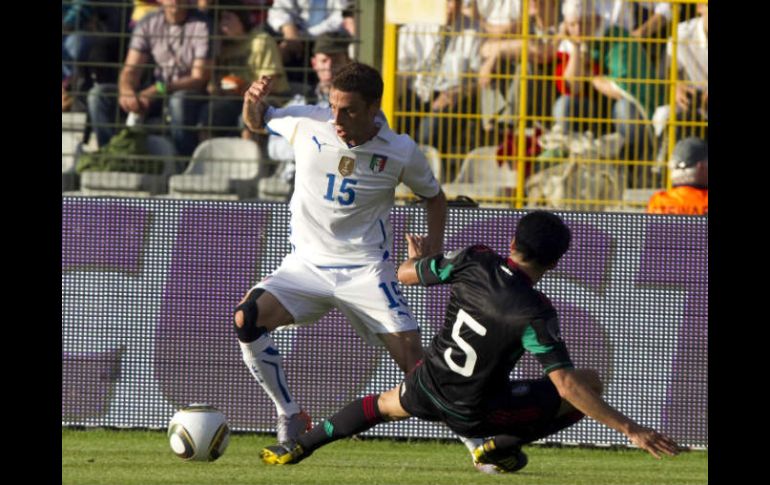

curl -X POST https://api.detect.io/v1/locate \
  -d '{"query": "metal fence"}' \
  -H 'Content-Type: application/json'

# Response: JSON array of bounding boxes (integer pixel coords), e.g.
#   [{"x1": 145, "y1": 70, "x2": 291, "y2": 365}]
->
[
  {"x1": 382, "y1": 0, "x2": 708, "y2": 211},
  {"x1": 62, "y1": 1, "x2": 708, "y2": 212},
  {"x1": 62, "y1": 0, "x2": 360, "y2": 200}
]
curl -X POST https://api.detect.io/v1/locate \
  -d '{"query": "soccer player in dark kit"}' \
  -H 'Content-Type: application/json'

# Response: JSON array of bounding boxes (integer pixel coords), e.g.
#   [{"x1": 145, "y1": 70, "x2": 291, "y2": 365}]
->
[{"x1": 260, "y1": 210, "x2": 680, "y2": 473}]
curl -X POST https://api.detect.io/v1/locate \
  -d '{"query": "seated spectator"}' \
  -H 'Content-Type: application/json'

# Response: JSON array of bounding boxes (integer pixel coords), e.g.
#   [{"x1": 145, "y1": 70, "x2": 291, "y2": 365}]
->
[
  {"x1": 647, "y1": 137, "x2": 707, "y2": 215},
  {"x1": 87, "y1": 0, "x2": 212, "y2": 157},
  {"x1": 594, "y1": 1, "x2": 672, "y2": 37},
  {"x1": 551, "y1": 0, "x2": 662, "y2": 166},
  {"x1": 477, "y1": 0, "x2": 561, "y2": 130},
  {"x1": 594, "y1": 1, "x2": 672, "y2": 78},
  {"x1": 198, "y1": 0, "x2": 290, "y2": 140},
  {"x1": 62, "y1": 0, "x2": 128, "y2": 113},
  {"x1": 463, "y1": 0, "x2": 522, "y2": 36},
  {"x1": 397, "y1": 0, "x2": 481, "y2": 162},
  {"x1": 653, "y1": 3, "x2": 707, "y2": 144},
  {"x1": 266, "y1": 0, "x2": 354, "y2": 81}
]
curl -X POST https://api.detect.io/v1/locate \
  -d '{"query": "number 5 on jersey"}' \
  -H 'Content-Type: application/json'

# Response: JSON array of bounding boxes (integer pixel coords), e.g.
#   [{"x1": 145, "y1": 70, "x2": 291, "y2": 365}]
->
[
  {"x1": 324, "y1": 174, "x2": 358, "y2": 205},
  {"x1": 444, "y1": 309, "x2": 487, "y2": 377}
]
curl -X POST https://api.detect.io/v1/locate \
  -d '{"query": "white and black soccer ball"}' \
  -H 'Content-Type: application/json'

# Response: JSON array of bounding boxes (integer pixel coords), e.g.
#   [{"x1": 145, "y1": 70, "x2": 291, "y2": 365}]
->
[{"x1": 167, "y1": 404, "x2": 230, "y2": 461}]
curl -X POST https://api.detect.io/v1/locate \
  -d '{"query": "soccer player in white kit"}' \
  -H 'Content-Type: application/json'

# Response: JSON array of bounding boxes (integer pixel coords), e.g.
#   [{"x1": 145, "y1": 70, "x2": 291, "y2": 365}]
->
[{"x1": 237, "y1": 61, "x2": 490, "y2": 454}]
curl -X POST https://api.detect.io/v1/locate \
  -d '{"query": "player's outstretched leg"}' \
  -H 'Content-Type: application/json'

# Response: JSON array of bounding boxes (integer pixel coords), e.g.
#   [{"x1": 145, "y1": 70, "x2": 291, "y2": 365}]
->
[
  {"x1": 261, "y1": 394, "x2": 386, "y2": 465},
  {"x1": 234, "y1": 289, "x2": 311, "y2": 443}
]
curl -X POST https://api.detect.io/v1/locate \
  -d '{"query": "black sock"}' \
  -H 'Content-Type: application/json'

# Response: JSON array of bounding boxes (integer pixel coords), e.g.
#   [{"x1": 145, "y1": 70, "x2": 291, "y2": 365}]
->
[
  {"x1": 487, "y1": 434, "x2": 524, "y2": 452},
  {"x1": 298, "y1": 394, "x2": 384, "y2": 452}
]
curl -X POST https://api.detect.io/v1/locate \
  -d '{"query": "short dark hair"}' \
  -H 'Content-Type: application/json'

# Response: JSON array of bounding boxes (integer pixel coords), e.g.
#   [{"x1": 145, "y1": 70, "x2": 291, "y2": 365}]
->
[
  {"x1": 514, "y1": 211, "x2": 571, "y2": 267},
  {"x1": 331, "y1": 62, "x2": 383, "y2": 105}
]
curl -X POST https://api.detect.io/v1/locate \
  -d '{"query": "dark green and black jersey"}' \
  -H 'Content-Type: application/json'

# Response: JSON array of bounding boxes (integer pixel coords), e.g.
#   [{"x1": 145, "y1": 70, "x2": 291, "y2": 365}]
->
[{"x1": 412, "y1": 245, "x2": 573, "y2": 419}]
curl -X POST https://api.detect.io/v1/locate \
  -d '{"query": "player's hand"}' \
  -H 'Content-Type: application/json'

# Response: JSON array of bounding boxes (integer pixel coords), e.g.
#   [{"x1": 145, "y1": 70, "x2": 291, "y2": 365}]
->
[
  {"x1": 405, "y1": 234, "x2": 428, "y2": 260},
  {"x1": 627, "y1": 426, "x2": 680, "y2": 459},
  {"x1": 244, "y1": 75, "x2": 273, "y2": 105},
  {"x1": 242, "y1": 76, "x2": 272, "y2": 131}
]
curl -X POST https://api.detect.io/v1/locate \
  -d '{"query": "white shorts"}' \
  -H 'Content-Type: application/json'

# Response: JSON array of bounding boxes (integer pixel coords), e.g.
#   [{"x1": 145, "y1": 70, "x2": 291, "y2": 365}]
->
[{"x1": 254, "y1": 253, "x2": 419, "y2": 346}]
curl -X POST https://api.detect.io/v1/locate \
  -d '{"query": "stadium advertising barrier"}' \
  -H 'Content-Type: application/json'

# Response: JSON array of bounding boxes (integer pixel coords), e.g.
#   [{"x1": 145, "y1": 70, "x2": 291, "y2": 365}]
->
[{"x1": 62, "y1": 198, "x2": 707, "y2": 449}]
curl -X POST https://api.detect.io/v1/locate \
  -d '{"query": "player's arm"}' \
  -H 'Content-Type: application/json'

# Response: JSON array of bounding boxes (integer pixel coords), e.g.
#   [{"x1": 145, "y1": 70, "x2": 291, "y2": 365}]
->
[
  {"x1": 547, "y1": 368, "x2": 680, "y2": 458},
  {"x1": 423, "y1": 189, "x2": 447, "y2": 255},
  {"x1": 242, "y1": 75, "x2": 273, "y2": 132},
  {"x1": 397, "y1": 234, "x2": 431, "y2": 286}
]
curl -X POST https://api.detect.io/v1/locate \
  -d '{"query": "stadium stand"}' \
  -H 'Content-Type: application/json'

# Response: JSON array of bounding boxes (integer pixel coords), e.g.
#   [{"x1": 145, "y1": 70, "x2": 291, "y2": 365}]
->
[
  {"x1": 60, "y1": 0, "x2": 708, "y2": 212},
  {"x1": 167, "y1": 136, "x2": 263, "y2": 200}
]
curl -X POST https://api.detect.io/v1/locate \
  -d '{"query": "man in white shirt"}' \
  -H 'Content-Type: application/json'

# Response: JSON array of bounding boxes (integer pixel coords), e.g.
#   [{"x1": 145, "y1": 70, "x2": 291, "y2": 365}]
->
[
  {"x1": 397, "y1": 0, "x2": 482, "y2": 160},
  {"x1": 268, "y1": 0, "x2": 354, "y2": 72},
  {"x1": 236, "y1": 61, "x2": 451, "y2": 450},
  {"x1": 668, "y1": 3, "x2": 708, "y2": 141}
]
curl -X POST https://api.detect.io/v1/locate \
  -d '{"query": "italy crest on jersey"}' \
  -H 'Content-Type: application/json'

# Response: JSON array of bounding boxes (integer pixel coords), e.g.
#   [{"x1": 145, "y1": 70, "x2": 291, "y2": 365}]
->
[
  {"x1": 339, "y1": 156, "x2": 356, "y2": 176},
  {"x1": 370, "y1": 154, "x2": 388, "y2": 173}
]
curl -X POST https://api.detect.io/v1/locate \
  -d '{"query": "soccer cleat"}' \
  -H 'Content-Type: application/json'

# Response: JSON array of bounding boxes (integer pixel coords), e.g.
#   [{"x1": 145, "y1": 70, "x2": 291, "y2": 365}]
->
[
  {"x1": 260, "y1": 441, "x2": 310, "y2": 465},
  {"x1": 472, "y1": 439, "x2": 529, "y2": 473},
  {"x1": 276, "y1": 410, "x2": 312, "y2": 443},
  {"x1": 473, "y1": 460, "x2": 503, "y2": 474}
]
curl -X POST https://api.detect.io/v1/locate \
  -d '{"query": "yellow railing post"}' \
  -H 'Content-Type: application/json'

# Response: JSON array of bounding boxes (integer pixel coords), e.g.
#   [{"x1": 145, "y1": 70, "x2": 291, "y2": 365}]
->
[
  {"x1": 381, "y1": 21, "x2": 398, "y2": 127},
  {"x1": 665, "y1": 2, "x2": 682, "y2": 191},
  {"x1": 514, "y1": 0, "x2": 531, "y2": 208}
]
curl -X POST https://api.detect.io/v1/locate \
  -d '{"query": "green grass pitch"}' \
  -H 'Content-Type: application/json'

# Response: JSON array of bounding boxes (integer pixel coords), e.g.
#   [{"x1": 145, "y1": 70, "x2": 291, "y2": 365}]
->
[{"x1": 62, "y1": 428, "x2": 707, "y2": 485}]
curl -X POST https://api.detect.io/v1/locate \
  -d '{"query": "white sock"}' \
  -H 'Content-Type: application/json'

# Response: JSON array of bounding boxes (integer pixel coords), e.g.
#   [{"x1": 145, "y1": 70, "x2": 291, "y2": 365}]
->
[
  {"x1": 458, "y1": 435, "x2": 485, "y2": 454},
  {"x1": 239, "y1": 334, "x2": 300, "y2": 417}
]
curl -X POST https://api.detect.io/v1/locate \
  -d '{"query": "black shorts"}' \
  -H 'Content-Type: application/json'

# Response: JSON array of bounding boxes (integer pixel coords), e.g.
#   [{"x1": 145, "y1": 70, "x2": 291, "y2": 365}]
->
[{"x1": 399, "y1": 365, "x2": 564, "y2": 438}]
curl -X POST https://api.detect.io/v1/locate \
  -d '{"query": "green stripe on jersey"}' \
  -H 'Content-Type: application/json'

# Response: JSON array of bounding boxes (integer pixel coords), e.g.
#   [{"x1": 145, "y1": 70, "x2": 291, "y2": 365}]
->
[
  {"x1": 522, "y1": 325, "x2": 554, "y2": 354},
  {"x1": 430, "y1": 260, "x2": 453, "y2": 282},
  {"x1": 323, "y1": 420, "x2": 334, "y2": 438}
]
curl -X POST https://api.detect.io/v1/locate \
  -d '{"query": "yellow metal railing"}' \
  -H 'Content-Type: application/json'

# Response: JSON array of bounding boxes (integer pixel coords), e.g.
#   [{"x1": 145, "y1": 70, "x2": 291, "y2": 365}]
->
[{"x1": 384, "y1": 0, "x2": 708, "y2": 212}]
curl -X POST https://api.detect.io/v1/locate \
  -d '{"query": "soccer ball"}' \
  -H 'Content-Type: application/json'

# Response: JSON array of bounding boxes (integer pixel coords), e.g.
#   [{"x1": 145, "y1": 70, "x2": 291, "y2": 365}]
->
[{"x1": 167, "y1": 404, "x2": 230, "y2": 461}]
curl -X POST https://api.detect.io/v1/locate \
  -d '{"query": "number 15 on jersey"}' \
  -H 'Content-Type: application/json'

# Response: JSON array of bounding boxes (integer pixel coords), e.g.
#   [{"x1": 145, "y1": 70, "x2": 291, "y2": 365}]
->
[{"x1": 324, "y1": 173, "x2": 358, "y2": 206}]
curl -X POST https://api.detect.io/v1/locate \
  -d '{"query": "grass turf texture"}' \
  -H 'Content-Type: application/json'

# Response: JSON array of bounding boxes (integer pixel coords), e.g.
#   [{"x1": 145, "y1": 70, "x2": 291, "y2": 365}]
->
[{"x1": 63, "y1": 428, "x2": 707, "y2": 485}]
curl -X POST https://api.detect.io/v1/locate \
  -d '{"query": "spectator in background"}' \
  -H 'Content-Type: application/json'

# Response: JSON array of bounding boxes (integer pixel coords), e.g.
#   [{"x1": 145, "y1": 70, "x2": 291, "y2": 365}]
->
[
  {"x1": 397, "y1": 0, "x2": 482, "y2": 162},
  {"x1": 62, "y1": 1, "x2": 128, "y2": 113},
  {"x1": 267, "y1": 0, "x2": 354, "y2": 80},
  {"x1": 654, "y1": 2, "x2": 707, "y2": 143},
  {"x1": 463, "y1": 0, "x2": 522, "y2": 36},
  {"x1": 594, "y1": 1, "x2": 672, "y2": 38},
  {"x1": 595, "y1": 1, "x2": 672, "y2": 79},
  {"x1": 87, "y1": 0, "x2": 212, "y2": 157},
  {"x1": 551, "y1": 0, "x2": 662, "y2": 165},
  {"x1": 241, "y1": 0, "x2": 273, "y2": 31},
  {"x1": 477, "y1": 0, "x2": 561, "y2": 130},
  {"x1": 647, "y1": 137, "x2": 707, "y2": 215},
  {"x1": 198, "y1": 0, "x2": 290, "y2": 140}
]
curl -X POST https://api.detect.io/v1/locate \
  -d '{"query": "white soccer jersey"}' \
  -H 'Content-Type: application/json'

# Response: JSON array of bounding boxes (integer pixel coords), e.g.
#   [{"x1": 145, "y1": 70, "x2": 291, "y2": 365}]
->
[{"x1": 265, "y1": 105, "x2": 440, "y2": 267}]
